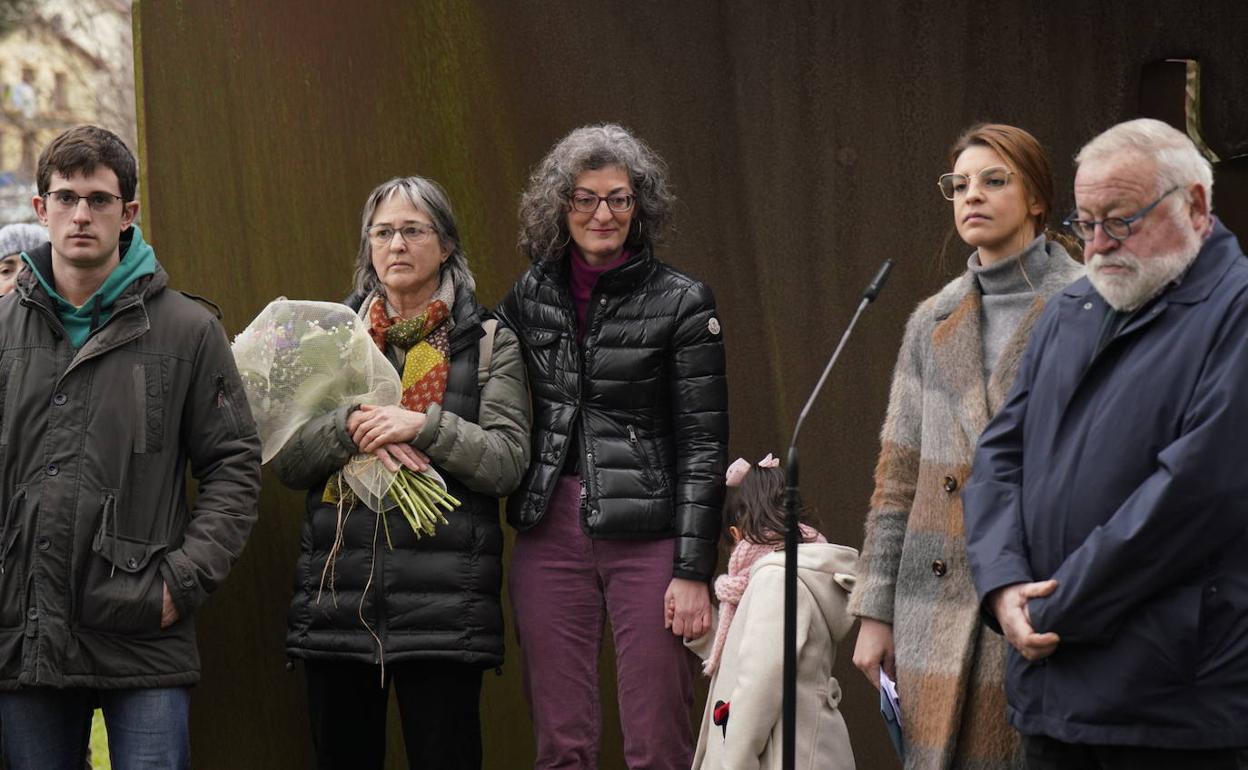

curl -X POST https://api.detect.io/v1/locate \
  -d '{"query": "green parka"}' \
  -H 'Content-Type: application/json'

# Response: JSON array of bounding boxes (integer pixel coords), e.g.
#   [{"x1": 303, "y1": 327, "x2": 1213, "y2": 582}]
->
[{"x1": 0, "y1": 228, "x2": 262, "y2": 689}]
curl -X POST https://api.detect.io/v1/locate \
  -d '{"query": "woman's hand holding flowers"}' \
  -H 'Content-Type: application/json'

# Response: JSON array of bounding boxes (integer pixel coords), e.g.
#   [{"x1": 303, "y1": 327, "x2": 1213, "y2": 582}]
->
[
  {"x1": 370, "y1": 442, "x2": 431, "y2": 474},
  {"x1": 350, "y1": 404, "x2": 427, "y2": 453},
  {"x1": 348, "y1": 404, "x2": 431, "y2": 473}
]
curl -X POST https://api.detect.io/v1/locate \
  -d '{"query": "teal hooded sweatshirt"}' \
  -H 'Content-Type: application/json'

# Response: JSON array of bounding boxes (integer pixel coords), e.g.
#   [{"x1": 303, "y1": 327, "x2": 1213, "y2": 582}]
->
[{"x1": 21, "y1": 225, "x2": 156, "y2": 349}]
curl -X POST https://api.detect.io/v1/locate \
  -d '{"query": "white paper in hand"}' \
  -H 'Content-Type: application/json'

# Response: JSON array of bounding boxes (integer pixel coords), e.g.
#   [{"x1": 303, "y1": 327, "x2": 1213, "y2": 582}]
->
[{"x1": 879, "y1": 668, "x2": 904, "y2": 759}]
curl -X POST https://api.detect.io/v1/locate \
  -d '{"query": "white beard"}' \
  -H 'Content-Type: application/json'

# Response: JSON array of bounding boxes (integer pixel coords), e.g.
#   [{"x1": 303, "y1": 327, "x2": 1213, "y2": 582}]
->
[{"x1": 1087, "y1": 217, "x2": 1203, "y2": 312}]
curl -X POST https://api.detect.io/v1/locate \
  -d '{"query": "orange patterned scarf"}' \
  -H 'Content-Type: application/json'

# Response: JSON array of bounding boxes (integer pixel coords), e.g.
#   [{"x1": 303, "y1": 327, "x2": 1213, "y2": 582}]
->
[{"x1": 367, "y1": 293, "x2": 451, "y2": 412}]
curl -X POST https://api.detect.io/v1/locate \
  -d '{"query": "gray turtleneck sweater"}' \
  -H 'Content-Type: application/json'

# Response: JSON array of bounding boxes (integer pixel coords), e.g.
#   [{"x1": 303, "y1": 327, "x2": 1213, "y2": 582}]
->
[{"x1": 968, "y1": 235, "x2": 1066, "y2": 378}]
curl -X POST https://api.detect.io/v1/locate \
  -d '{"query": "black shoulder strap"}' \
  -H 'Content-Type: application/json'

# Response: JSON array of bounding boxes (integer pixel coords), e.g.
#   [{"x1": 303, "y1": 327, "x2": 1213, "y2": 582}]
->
[{"x1": 477, "y1": 318, "x2": 498, "y2": 387}]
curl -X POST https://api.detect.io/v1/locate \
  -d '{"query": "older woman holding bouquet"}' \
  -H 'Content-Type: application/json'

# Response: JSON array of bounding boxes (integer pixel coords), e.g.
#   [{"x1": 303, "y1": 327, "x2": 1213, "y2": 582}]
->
[
  {"x1": 497, "y1": 124, "x2": 728, "y2": 770},
  {"x1": 272, "y1": 176, "x2": 531, "y2": 770}
]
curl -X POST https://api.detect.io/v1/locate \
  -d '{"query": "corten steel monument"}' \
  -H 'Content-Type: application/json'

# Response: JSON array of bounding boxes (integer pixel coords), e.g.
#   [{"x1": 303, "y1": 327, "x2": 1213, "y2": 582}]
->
[{"x1": 134, "y1": 2, "x2": 1247, "y2": 767}]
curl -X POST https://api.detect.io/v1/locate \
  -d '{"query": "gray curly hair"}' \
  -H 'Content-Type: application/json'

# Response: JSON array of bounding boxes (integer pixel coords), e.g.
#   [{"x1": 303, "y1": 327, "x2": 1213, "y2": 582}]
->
[
  {"x1": 518, "y1": 123, "x2": 675, "y2": 263},
  {"x1": 352, "y1": 176, "x2": 475, "y2": 297}
]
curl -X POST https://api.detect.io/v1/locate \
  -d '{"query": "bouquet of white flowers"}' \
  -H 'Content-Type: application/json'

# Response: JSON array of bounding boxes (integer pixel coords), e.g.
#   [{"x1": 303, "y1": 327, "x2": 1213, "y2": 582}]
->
[{"x1": 231, "y1": 300, "x2": 459, "y2": 538}]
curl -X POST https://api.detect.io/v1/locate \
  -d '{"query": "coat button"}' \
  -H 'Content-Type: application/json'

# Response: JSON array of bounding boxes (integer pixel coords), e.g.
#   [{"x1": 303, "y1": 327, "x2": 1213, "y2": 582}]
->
[
  {"x1": 943, "y1": 475, "x2": 958, "y2": 493},
  {"x1": 52, "y1": 392, "x2": 68, "y2": 406},
  {"x1": 26, "y1": 608, "x2": 37, "y2": 620},
  {"x1": 182, "y1": 575, "x2": 195, "y2": 587},
  {"x1": 45, "y1": 463, "x2": 59, "y2": 476},
  {"x1": 36, "y1": 537, "x2": 49, "y2": 551},
  {"x1": 932, "y1": 559, "x2": 948, "y2": 577},
  {"x1": 599, "y1": 297, "x2": 607, "y2": 306},
  {"x1": 126, "y1": 557, "x2": 139, "y2": 569}
]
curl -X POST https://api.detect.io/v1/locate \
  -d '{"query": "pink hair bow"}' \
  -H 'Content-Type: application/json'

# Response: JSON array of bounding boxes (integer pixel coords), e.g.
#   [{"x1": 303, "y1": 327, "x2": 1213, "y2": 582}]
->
[
  {"x1": 725, "y1": 453, "x2": 781, "y2": 487},
  {"x1": 725, "y1": 458, "x2": 751, "y2": 487}
]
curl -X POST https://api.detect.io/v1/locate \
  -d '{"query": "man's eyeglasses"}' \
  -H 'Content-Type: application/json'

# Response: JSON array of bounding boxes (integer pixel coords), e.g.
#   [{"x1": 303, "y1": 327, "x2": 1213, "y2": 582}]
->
[
  {"x1": 569, "y1": 190, "x2": 635, "y2": 214},
  {"x1": 1063, "y1": 187, "x2": 1180, "y2": 243},
  {"x1": 367, "y1": 223, "x2": 438, "y2": 246},
  {"x1": 938, "y1": 167, "x2": 1015, "y2": 201},
  {"x1": 44, "y1": 190, "x2": 124, "y2": 212}
]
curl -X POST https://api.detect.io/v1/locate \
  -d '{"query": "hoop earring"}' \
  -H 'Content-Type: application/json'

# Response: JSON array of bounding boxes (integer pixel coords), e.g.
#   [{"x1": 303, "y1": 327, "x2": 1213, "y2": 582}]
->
[{"x1": 630, "y1": 219, "x2": 645, "y2": 246}]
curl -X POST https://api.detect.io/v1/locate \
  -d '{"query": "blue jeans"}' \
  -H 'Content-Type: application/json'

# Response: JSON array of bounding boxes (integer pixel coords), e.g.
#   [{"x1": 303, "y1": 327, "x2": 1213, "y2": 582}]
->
[{"x1": 0, "y1": 687, "x2": 190, "y2": 770}]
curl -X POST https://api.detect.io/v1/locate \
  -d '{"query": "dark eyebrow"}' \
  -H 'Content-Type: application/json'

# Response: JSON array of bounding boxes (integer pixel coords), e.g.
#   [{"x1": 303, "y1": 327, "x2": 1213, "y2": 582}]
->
[
  {"x1": 573, "y1": 186, "x2": 632, "y2": 195},
  {"x1": 50, "y1": 188, "x2": 121, "y2": 197}
]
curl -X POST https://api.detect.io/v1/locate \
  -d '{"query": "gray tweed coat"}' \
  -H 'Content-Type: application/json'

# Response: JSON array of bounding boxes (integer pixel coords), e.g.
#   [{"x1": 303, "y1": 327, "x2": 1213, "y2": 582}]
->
[{"x1": 848, "y1": 241, "x2": 1083, "y2": 770}]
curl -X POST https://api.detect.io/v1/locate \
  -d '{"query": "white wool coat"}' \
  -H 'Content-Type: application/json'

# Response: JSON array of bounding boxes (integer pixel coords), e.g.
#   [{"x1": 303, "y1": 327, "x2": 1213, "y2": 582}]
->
[{"x1": 690, "y1": 543, "x2": 859, "y2": 770}]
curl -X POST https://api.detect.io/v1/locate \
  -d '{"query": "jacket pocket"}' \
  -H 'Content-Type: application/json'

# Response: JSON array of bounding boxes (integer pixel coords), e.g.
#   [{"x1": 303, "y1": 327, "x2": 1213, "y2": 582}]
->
[
  {"x1": 0, "y1": 484, "x2": 30, "y2": 628},
  {"x1": 214, "y1": 372, "x2": 255, "y2": 440},
  {"x1": 77, "y1": 490, "x2": 167, "y2": 636},
  {"x1": 521, "y1": 328, "x2": 560, "y2": 348},
  {"x1": 626, "y1": 424, "x2": 667, "y2": 492},
  {"x1": 132, "y1": 363, "x2": 164, "y2": 454},
  {"x1": 519, "y1": 328, "x2": 562, "y2": 382},
  {"x1": 0, "y1": 356, "x2": 24, "y2": 449}
]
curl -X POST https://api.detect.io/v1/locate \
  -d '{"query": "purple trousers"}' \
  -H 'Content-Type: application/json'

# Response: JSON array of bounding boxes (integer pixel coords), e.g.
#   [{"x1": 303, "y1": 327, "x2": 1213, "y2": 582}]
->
[{"x1": 510, "y1": 475, "x2": 695, "y2": 770}]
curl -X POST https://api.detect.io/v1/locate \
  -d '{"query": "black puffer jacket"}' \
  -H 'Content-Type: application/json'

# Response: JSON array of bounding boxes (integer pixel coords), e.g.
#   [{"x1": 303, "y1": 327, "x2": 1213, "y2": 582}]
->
[
  {"x1": 276, "y1": 285, "x2": 530, "y2": 668},
  {"x1": 497, "y1": 248, "x2": 728, "y2": 581}
]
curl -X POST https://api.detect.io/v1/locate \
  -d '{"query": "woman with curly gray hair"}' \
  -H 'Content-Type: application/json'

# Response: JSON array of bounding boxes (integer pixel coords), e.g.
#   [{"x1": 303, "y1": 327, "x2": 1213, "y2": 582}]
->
[{"x1": 498, "y1": 124, "x2": 729, "y2": 769}]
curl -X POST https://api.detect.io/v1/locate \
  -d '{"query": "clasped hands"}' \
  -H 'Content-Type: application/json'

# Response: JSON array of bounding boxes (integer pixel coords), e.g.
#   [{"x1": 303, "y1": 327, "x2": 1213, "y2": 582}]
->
[
  {"x1": 346, "y1": 403, "x2": 431, "y2": 473},
  {"x1": 987, "y1": 579, "x2": 1061, "y2": 661}
]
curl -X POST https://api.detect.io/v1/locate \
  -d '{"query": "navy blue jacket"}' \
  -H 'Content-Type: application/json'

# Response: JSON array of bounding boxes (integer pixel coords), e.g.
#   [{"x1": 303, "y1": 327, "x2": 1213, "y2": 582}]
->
[{"x1": 963, "y1": 220, "x2": 1248, "y2": 749}]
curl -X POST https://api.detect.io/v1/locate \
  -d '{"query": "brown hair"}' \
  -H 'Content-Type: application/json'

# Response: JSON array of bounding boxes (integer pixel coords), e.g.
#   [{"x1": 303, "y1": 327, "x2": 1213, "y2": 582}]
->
[
  {"x1": 37, "y1": 125, "x2": 138, "y2": 203},
  {"x1": 724, "y1": 465, "x2": 803, "y2": 546},
  {"x1": 947, "y1": 123, "x2": 1081, "y2": 260},
  {"x1": 948, "y1": 123, "x2": 1054, "y2": 239}
]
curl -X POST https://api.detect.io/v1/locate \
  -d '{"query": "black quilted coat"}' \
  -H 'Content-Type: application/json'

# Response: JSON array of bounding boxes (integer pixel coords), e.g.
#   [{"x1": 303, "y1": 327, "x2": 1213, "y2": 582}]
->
[
  {"x1": 497, "y1": 248, "x2": 728, "y2": 581},
  {"x1": 276, "y1": 285, "x2": 531, "y2": 668}
]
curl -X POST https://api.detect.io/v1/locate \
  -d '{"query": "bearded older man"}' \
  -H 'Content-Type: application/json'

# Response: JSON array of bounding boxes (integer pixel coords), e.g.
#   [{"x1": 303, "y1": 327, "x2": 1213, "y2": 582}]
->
[{"x1": 962, "y1": 117, "x2": 1248, "y2": 770}]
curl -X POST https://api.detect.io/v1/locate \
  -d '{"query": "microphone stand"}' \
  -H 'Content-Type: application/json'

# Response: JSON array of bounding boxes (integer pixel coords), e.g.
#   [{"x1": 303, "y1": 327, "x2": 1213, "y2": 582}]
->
[{"x1": 782, "y1": 260, "x2": 893, "y2": 770}]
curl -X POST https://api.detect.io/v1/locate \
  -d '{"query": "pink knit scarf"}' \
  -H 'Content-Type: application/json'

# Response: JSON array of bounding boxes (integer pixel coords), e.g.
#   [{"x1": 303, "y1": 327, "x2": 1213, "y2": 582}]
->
[{"x1": 704, "y1": 523, "x2": 826, "y2": 675}]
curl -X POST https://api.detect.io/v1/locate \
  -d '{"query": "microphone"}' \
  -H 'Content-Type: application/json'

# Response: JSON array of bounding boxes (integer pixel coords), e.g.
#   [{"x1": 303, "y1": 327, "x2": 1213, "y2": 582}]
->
[
  {"x1": 789, "y1": 259, "x2": 894, "y2": 448},
  {"x1": 782, "y1": 260, "x2": 895, "y2": 770},
  {"x1": 863, "y1": 259, "x2": 894, "y2": 303}
]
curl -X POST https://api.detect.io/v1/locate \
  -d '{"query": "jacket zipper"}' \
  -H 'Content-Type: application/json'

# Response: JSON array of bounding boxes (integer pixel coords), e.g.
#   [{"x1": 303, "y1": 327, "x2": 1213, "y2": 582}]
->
[
  {"x1": 374, "y1": 511, "x2": 388, "y2": 667},
  {"x1": 627, "y1": 424, "x2": 660, "y2": 488},
  {"x1": 577, "y1": 288, "x2": 606, "y2": 513},
  {"x1": 215, "y1": 374, "x2": 240, "y2": 436}
]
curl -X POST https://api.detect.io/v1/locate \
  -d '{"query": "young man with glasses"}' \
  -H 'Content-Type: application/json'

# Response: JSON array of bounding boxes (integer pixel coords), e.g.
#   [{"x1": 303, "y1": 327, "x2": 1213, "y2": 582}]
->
[
  {"x1": 0, "y1": 125, "x2": 262, "y2": 769},
  {"x1": 963, "y1": 117, "x2": 1248, "y2": 770}
]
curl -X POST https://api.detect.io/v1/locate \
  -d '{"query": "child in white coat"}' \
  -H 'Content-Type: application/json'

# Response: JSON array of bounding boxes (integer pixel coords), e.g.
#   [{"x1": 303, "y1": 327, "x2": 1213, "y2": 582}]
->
[{"x1": 687, "y1": 454, "x2": 858, "y2": 770}]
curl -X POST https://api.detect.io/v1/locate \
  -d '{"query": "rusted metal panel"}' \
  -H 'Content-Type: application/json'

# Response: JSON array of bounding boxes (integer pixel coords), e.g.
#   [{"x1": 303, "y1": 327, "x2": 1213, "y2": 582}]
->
[{"x1": 134, "y1": 2, "x2": 1247, "y2": 767}]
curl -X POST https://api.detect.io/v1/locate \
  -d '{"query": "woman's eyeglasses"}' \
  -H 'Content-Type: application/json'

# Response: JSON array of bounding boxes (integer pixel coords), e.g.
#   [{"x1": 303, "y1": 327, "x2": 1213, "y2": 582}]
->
[
  {"x1": 569, "y1": 191, "x2": 635, "y2": 214},
  {"x1": 367, "y1": 223, "x2": 437, "y2": 246},
  {"x1": 937, "y1": 167, "x2": 1015, "y2": 201}
]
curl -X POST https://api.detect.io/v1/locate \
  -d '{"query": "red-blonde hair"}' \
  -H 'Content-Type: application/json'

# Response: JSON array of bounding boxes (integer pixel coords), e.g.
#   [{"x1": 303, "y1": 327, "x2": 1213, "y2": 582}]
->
[{"x1": 949, "y1": 123, "x2": 1054, "y2": 239}]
